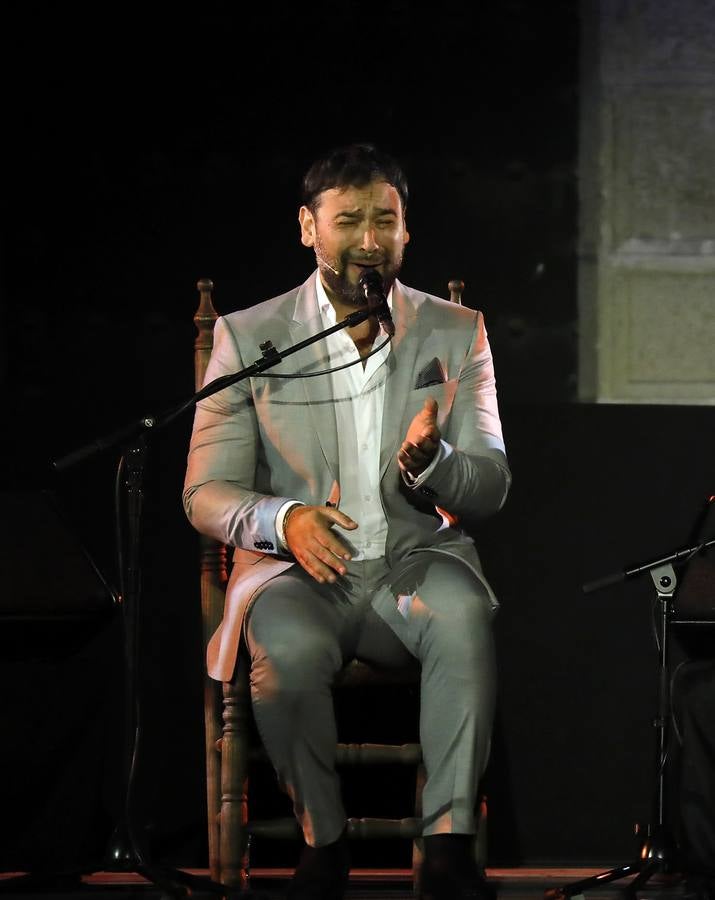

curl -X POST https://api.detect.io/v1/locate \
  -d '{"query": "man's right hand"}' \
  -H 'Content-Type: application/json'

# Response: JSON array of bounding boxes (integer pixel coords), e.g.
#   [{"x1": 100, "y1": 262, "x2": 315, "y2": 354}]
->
[{"x1": 284, "y1": 505, "x2": 358, "y2": 584}]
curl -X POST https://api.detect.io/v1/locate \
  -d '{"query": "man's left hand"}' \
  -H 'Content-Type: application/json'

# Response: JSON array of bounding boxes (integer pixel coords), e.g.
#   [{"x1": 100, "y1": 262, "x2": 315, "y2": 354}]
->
[{"x1": 398, "y1": 396, "x2": 441, "y2": 478}]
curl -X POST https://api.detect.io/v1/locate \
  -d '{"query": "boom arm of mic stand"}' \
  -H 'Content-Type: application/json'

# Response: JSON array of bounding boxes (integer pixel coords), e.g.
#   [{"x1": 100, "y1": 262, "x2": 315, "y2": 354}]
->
[
  {"x1": 583, "y1": 536, "x2": 715, "y2": 594},
  {"x1": 52, "y1": 305, "x2": 374, "y2": 471}
]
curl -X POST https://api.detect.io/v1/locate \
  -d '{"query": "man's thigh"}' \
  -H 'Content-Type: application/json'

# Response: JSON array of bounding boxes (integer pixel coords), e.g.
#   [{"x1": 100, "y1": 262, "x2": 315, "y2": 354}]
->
[
  {"x1": 370, "y1": 551, "x2": 495, "y2": 661},
  {"x1": 244, "y1": 567, "x2": 350, "y2": 671},
  {"x1": 245, "y1": 559, "x2": 422, "y2": 676}
]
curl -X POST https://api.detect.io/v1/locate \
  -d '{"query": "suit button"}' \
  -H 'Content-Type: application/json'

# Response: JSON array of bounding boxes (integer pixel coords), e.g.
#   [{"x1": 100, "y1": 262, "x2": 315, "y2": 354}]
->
[{"x1": 420, "y1": 486, "x2": 437, "y2": 498}]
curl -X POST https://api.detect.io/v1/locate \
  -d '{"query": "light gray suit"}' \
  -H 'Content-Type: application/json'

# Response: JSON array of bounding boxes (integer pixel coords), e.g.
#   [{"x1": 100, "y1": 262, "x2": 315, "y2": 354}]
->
[{"x1": 183, "y1": 271, "x2": 511, "y2": 845}]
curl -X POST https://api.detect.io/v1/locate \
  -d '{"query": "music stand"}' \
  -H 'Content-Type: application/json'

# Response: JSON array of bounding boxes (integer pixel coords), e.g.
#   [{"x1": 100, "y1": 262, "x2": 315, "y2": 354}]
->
[{"x1": 546, "y1": 495, "x2": 715, "y2": 900}]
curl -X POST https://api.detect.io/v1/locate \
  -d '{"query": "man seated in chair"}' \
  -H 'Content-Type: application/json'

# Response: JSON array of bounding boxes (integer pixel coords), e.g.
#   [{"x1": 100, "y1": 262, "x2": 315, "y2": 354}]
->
[{"x1": 183, "y1": 143, "x2": 511, "y2": 900}]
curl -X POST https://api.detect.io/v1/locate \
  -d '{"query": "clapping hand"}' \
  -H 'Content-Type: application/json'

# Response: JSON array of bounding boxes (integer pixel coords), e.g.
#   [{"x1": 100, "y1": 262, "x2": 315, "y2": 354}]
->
[{"x1": 397, "y1": 396, "x2": 441, "y2": 478}]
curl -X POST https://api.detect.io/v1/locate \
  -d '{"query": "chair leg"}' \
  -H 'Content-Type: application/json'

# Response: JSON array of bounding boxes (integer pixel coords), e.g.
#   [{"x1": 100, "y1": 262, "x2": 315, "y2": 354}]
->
[
  {"x1": 220, "y1": 656, "x2": 252, "y2": 889},
  {"x1": 204, "y1": 676, "x2": 223, "y2": 882},
  {"x1": 412, "y1": 762, "x2": 426, "y2": 895},
  {"x1": 474, "y1": 795, "x2": 488, "y2": 869}
]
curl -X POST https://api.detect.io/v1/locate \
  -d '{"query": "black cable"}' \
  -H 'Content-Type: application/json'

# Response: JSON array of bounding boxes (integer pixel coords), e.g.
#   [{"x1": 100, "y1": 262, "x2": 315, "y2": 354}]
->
[
  {"x1": 113, "y1": 452, "x2": 150, "y2": 869},
  {"x1": 162, "y1": 335, "x2": 393, "y2": 431},
  {"x1": 256, "y1": 334, "x2": 392, "y2": 379},
  {"x1": 115, "y1": 455, "x2": 126, "y2": 604}
]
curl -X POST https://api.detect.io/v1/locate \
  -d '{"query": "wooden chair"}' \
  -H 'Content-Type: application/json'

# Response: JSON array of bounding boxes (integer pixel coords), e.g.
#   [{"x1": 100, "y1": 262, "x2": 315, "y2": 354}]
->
[{"x1": 192, "y1": 277, "x2": 482, "y2": 891}]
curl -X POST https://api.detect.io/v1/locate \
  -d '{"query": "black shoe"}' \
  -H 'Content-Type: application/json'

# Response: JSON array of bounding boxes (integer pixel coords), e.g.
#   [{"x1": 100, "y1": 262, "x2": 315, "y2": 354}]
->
[
  {"x1": 419, "y1": 834, "x2": 496, "y2": 900},
  {"x1": 287, "y1": 828, "x2": 350, "y2": 900}
]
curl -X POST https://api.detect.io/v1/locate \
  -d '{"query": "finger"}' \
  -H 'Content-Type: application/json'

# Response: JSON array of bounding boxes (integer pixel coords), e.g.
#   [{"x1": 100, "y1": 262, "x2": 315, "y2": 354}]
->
[
  {"x1": 406, "y1": 439, "x2": 436, "y2": 458},
  {"x1": 293, "y1": 549, "x2": 329, "y2": 583},
  {"x1": 312, "y1": 542, "x2": 349, "y2": 575},
  {"x1": 316, "y1": 531, "x2": 353, "y2": 561},
  {"x1": 401, "y1": 450, "x2": 427, "y2": 468},
  {"x1": 398, "y1": 444, "x2": 413, "y2": 459},
  {"x1": 420, "y1": 424, "x2": 441, "y2": 440},
  {"x1": 297, "y1": 550, "x2": 340, "y2": 584},
  {"x1": 308, "y1": 539, "x2": 347, "y2": 580},
  {"x1": 422, "y1": 396, "x2": 439, "y2": 419},
  {"x1": 400, "y1": 442, "x2": 428, "y2": 462},
  {"x1": 310, "y1": 541, "x2": 348, "y2": 575},
  {"x1": 413, "y1": 431, "x2": 439, "y2": 446},
  {"x1": 322, "y1": 508, "x2": 359, "y2": 530},
  {"x1": 398, "y1": 447, "x2": 422, "y2": 473}
]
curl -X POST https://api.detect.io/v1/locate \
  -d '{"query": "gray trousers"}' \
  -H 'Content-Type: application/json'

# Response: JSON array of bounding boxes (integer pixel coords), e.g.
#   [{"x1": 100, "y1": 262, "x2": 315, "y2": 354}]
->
[{"x1": 244, "y1": 551, "x2": 496, "y2": 847}]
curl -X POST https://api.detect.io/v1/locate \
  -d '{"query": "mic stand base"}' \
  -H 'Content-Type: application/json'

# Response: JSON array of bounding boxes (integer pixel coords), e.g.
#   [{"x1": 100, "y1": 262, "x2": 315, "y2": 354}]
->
[
  {"x1": 545, "y1": 827, "x2": 680, "y2": 900},
  {"x1": 0, "y1": 824, "x2": 263, "y2": 897},
  {"x1": 0, "y1": 856, "x2": 267, "y2": 899}
]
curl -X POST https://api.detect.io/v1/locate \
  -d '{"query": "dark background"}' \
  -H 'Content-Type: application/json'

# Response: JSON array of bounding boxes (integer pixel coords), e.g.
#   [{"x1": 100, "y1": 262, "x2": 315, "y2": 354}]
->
[{"x1": 2, "y1": 0, "x2": 713, "y2": 875}]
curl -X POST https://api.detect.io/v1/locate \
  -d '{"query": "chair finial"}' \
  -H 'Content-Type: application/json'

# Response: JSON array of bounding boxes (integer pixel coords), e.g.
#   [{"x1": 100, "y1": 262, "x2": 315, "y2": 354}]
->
[{"x1": 448, "y1": 279, "x2": 464, "y2": 305}]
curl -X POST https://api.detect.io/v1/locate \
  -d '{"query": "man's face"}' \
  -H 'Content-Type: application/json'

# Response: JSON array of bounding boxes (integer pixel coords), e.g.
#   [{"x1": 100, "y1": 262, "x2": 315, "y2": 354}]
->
[{"x1": 298, "y1": 180, "x2": 410, "y2": 305}]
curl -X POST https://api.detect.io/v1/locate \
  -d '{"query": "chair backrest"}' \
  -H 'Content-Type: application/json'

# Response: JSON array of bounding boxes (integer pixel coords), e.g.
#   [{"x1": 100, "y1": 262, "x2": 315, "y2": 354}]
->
[
  {"x1": 192, "y1": 278, "x2": 226, "y2": 879},
  {"x1": 448, "y1": 279, "x2": 464, "y2": 304},
  {"x1": 193, "y1": 278, "x2": 227, "y2": 649}
]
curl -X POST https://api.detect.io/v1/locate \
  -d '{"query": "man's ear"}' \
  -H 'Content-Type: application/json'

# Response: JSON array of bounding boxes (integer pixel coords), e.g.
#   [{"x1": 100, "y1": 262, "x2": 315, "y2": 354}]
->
[{"x1": 299, "y1": 206, "x2": 315, "y2": 247}]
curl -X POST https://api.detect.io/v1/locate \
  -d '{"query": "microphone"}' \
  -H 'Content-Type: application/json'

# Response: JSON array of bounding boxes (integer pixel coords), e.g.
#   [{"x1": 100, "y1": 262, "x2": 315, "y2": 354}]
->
[
  {"x1": 359, "y1": 269, "x2": 395, "y2": 336},
  {"x1": 315, "y1": 251, "x2": 341, "y2": 276}
]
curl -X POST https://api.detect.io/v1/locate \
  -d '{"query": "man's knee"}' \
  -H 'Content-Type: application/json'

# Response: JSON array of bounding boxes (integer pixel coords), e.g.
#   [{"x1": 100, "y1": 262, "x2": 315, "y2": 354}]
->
[
  {"x1": 423, "y1": 611, "x2": 494, "y2": 680},
  {"x1": 414, "y1": 556, "x2": 492, "y2": 626},
  {"x1": 253, "y1": 628, "x2": 341, "y2": 690},
  {"x1": 404, "y1": 558, "x2": 495, "y2": 682}
]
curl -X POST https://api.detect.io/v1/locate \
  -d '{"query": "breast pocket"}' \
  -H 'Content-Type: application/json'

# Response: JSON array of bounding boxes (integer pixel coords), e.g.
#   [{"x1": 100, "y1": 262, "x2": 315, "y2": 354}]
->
[{"x1": 404, "y1": 379, "x2": 458, "y2": 430}]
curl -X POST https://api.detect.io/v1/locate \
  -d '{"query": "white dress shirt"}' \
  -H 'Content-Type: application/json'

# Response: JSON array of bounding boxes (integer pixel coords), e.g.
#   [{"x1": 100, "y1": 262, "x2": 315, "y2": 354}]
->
[
  {"x1": 275, "y1": 273, "x2": 447, "y2": 558},
  {"x1": 314, "y1": 274, "x2": 391, "y2": 560}
]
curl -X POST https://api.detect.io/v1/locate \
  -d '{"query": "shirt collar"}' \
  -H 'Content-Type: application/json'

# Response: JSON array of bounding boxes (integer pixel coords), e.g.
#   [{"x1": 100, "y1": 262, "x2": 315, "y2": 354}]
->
[{"x1": 315, "y1": 270, "x2": 394, "y2": 327}]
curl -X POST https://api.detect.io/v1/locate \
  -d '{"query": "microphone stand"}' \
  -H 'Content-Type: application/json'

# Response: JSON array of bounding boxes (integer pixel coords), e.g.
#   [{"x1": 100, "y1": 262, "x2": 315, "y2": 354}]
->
[
  {"x1": 3, "y1": 304, "x2": 379, "y2": 898},
  {"x1": 546, "y1": 536, "x2": 715, "y2": 900}
]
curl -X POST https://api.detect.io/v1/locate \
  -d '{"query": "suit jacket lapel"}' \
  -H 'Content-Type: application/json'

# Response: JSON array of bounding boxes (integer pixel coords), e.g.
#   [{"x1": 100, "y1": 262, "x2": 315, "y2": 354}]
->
[
  {"x1": 380, "y1": 280, "x2": 420, "y2": 480},
  {"x1": 285, "y1": 274, "x2": 421, "y2": 489},
  {"x1": 287, "y1": 272, "x2": 340, "y2": 483}
]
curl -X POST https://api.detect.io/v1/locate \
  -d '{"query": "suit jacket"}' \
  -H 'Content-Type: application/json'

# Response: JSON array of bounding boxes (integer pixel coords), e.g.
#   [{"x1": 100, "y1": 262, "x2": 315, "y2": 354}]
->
[{"x1": 183, "y1": 272, "x2": 511, "y2": 681}]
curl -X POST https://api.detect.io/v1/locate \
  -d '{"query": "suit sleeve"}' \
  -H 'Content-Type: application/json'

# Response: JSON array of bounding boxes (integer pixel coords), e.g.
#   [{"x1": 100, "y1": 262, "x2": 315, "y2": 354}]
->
[
  {"x1": 407, "y1": 311, "x2": 511, "y2": 520},
  {"x1": 182, "y1": 316, "x2": 292, "y2": 553}
]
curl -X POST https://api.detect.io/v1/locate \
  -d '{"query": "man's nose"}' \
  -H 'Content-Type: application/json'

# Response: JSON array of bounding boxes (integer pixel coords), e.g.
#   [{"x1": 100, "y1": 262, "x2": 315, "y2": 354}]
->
[{"x1": 359, "y1": 227, "x2": 379, "y2": 253}]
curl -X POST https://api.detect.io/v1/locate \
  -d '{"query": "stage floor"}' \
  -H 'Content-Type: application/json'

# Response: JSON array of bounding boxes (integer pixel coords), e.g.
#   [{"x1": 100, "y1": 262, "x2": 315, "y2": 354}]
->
[{"x1": 0, "y1": 868, "x2": 698, "y2": 899}]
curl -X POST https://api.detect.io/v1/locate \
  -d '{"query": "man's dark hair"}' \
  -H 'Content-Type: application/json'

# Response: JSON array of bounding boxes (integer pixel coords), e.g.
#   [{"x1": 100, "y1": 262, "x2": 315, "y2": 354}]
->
[{"x1": 302, "y1": 143, "x2": 408, "y2": 214}]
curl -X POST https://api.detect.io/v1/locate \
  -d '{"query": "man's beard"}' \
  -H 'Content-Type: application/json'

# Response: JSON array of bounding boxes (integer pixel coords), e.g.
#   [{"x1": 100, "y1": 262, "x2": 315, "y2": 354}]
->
[{"x1": 315, "y1": 239, "x2": 403, "y2": 306}]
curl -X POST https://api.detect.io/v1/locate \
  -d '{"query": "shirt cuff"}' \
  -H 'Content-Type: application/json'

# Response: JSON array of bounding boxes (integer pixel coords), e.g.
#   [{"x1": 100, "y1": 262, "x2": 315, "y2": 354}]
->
[
  {"x1": 275, "y1": 500, "x2": 305, "y2": 552},
  {"x1": 402, "y1": 440, "x2": 452, "y2": 487}
]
